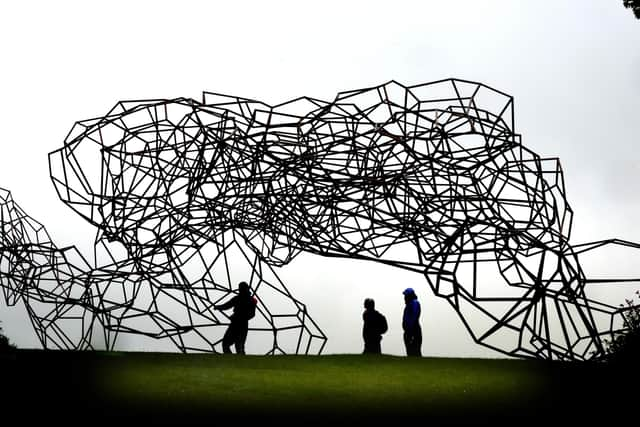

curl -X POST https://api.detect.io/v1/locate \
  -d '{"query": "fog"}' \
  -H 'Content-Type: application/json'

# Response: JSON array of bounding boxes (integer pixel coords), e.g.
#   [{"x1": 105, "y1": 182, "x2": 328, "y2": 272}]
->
[{"x1": 1, "y1": 1, "x2": 639, "y2": 357}]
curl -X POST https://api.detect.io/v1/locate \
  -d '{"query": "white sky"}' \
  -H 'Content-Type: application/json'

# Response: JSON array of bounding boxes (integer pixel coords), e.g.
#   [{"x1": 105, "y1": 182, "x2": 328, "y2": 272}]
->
[{"x1": 1, "y1": 1, "x2": 639, "y2": 357}]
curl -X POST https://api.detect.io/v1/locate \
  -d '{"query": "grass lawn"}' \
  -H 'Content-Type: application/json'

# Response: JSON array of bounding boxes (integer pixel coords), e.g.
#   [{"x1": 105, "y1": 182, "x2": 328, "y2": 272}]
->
[{"x1": 2, "y1": 349, "x2": 632, "y2": 425}]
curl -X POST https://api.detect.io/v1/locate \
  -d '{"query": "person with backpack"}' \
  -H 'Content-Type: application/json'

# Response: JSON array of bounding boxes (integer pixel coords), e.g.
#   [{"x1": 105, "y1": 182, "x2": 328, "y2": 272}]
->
[
  {"x1": 362, "y1": 298, "x2": 388, "y2": 354},
  {"x1": 214, "y1": 281, "x2": 257, "y2": 354}
]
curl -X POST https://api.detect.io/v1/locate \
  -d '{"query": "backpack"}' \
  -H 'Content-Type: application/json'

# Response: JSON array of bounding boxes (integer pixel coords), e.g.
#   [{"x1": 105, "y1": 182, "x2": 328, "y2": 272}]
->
[
  {"x1": 248, "y1": 296, "x2": 257, "y2": 319},
  {"x1": 377, "y1": 311, "x2": 388, "y2": 335}
]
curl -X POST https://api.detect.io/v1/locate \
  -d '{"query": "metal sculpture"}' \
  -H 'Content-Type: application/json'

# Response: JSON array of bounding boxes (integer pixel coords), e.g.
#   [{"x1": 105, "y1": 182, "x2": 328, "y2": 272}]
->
[{"x1": 1, "y1": 78, "x2": 639, "y2": 359}]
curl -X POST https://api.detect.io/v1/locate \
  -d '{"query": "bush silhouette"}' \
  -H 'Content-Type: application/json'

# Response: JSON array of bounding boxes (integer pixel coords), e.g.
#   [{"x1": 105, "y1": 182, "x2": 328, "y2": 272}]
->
[
  {"x1": 605, "y1": 292, "x2": 640, "y2": 364},
  {"x1": 0, "y1": 320, "x2": 17, "y2": 352}
]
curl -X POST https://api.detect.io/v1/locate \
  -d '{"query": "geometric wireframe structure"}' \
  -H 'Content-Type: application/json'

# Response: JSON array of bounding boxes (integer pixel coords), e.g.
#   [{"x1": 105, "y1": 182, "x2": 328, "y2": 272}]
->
[
  {"x1": 0, "y1": 189, "x2": 326, "y2": 354},
  {"x1": 2, "y1": 78, "x2": 639, "y2": 359}
]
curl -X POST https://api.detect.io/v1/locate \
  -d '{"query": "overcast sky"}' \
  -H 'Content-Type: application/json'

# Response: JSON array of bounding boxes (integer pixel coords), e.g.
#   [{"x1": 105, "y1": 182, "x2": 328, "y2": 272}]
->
[{"x1": 1, "y1": 1, "x2": 639, "y2": 357}]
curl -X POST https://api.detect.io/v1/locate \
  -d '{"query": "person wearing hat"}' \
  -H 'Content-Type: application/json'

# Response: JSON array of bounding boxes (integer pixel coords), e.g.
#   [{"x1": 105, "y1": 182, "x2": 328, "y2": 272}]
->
[{"x1": 402, "y1": 287, "x2": 422, "y2": 356}]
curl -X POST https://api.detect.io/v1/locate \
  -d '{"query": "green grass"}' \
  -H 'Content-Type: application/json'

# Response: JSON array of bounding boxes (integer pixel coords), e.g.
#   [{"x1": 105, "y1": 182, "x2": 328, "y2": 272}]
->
[
  {"x1": 3, "y1": 349, "x2": 629, "y2": 424},
  {"x1": 97, "y1": 353, "x2": 547, "y2": 415}
]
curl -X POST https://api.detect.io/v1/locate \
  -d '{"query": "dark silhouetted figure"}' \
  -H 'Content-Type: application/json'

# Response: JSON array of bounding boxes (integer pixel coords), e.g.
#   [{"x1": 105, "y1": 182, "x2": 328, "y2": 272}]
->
[
  {"x1": 214, "y1": 281, "x2": 257, "y2": 354},
  {"x1": 362, "y1": 298, "x2": 388, "y2": 354},
  {"x1": 402, "y1": 288, "x2": 422, "y2": 357}
]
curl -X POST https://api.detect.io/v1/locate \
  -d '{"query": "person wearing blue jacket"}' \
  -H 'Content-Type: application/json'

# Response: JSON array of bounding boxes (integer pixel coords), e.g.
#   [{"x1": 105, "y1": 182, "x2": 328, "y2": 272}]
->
[{"x1": 402, "y1": 288, "x2": 422, "y2": 356}]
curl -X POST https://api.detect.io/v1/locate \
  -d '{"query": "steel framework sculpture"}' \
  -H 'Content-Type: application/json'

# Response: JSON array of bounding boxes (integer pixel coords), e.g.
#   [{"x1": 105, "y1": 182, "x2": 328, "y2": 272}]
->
[{"x1": 1, "y1": 78, "x2": 639, "y2": 359}]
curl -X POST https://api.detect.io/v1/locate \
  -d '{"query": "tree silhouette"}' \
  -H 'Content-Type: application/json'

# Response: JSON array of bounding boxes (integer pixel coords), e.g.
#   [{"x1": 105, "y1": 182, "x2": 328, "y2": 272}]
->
[
  {"x1": 624, "y1": 0, "x2": 640, "y2": 19},
  {"x1": 0, "y1": 320, "x2": 17, "y2": 352},
  {"x1": 605, "y1": 292, "x2": 640, "y2": 364}
]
